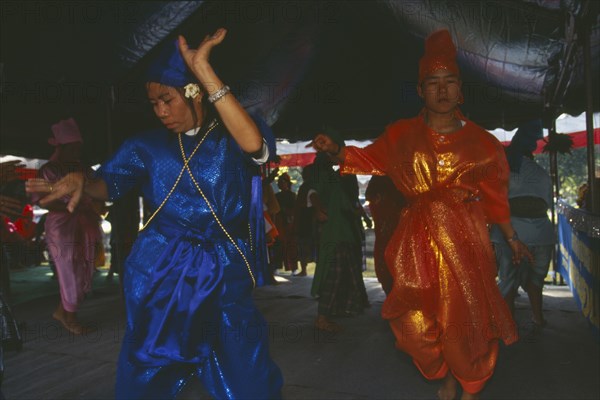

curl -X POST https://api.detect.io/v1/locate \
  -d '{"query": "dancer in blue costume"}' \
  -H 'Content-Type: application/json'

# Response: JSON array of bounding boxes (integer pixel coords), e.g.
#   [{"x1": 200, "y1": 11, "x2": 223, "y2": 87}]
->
[{"x1": 27, "y1": 29, "x2": 283, "y2": 399}]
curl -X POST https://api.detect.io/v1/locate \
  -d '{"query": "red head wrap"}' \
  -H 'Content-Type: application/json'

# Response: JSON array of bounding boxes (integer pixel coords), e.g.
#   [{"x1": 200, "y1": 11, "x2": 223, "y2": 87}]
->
[{"x1": 418, "y1": 30, "x2": 460, "y2": 82}]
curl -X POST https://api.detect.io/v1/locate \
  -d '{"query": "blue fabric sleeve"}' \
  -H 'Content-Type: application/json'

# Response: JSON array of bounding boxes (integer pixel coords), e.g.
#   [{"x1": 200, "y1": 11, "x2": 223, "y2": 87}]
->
[{"x1": 96, "y1": 137, "x2": 148, "y2": 201}]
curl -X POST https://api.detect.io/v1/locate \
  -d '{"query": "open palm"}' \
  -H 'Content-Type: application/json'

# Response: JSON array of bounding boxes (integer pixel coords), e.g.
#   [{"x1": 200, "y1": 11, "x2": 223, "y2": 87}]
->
[{"x1": 178, "y1": 28, "x2": 226, "y2": 75}]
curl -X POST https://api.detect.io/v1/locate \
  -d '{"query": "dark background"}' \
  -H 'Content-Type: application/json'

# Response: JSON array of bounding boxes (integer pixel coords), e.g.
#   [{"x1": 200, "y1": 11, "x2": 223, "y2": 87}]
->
[{"x1": 1, "y1": 0, "x2": 598, "y2": 163}]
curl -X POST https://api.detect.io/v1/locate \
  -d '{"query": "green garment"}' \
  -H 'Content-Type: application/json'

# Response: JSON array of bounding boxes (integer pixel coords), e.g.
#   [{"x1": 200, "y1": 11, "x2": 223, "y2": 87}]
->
[{"x1": 310, "y1": 165, "x2": 363, "y2": 297}]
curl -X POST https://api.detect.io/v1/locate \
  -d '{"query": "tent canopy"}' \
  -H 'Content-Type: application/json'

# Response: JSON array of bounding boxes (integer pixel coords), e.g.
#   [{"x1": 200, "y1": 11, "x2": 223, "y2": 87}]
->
[{"x1": 1, "y1": 0, "x2": 599, "y2": 163}]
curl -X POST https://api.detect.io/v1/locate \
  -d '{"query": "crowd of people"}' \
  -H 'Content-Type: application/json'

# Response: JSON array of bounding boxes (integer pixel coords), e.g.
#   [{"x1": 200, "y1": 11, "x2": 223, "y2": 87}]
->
[{"x1": 0, "y1": 27, "x2": 572, "y2": 400}]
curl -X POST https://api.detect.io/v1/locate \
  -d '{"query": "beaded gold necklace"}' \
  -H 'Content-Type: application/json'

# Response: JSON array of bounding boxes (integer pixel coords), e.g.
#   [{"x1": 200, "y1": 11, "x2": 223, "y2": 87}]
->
[
  {"x1": 139, "y1": 120, "x2": 257, "y2": 287},
  {"x1": 140, "y1": 121, "x2": 218, "y2": 231},
  {"x1": 177, "y1": 130, "x2": 257, "y2": 287}
]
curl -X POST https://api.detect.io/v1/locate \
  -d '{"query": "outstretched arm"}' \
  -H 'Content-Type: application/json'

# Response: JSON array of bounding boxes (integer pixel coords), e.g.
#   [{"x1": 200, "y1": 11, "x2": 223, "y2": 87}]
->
[
  {"x1": 307, "y1": 134, "x2": 346, "y2": 163},
  {"x1": 26, "y1": 173, "x2": 108, "y2": 213},
  {"x1": 178, "y1": 30, "x2": 263, "y2": 155}
]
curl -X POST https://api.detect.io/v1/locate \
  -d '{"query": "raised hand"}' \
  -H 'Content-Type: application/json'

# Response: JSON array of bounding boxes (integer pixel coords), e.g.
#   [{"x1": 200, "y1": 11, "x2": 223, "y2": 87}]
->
[
  {"x1": 307, "y1": 133, "x2": 339, "y2": 154},
  {"x1": 178, "y1": 28, "x2": 227, "y2": 86},
  {"x1": 26, "y1": 172, "x2": 85, "y2": 213}
]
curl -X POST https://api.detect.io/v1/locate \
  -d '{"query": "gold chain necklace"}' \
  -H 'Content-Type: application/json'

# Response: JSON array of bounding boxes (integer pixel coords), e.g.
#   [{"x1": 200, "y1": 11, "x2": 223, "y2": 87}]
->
[
  {"x1": 139, "y1": 121, "x2": 218, "y2": 231},
  {"x1": 177, "y1": 129, "x2": 257, "y2": 288}
]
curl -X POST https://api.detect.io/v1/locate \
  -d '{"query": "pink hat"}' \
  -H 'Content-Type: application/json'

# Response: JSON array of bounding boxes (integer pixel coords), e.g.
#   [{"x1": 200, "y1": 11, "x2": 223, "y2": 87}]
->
[{"x1": 49, "y1": 118, "x2": 83, "y2": 146}]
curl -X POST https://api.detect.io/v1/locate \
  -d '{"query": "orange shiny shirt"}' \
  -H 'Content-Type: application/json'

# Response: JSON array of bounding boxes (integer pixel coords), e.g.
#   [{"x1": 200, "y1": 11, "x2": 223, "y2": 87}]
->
[{"x1": 341, "y1": 115, "x2": 510, "y2": 225}]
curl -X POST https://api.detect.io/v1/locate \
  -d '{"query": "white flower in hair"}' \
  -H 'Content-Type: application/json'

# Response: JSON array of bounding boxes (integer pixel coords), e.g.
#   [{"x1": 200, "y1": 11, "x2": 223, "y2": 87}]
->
[{"x1": 184, "y1": 83, "x2": 201, "y2": 99}]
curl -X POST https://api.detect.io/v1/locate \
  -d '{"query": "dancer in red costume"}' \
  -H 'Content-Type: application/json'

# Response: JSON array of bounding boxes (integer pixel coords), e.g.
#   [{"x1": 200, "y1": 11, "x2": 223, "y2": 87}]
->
[{"x1": 310, "y1": 30, "x2": 533, "y2": 400}]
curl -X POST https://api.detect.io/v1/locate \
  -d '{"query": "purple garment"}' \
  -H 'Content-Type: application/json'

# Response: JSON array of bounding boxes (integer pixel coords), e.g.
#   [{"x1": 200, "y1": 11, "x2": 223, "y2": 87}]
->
[{"x1": 39, "y1": 162, "x2": 102, "y2": 312}]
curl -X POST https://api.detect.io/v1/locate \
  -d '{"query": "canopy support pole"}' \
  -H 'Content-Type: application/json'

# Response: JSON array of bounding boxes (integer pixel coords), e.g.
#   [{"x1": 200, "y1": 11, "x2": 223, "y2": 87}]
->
[{"x1": 582, "y1": 11, "x2": 599, "y2": 214}]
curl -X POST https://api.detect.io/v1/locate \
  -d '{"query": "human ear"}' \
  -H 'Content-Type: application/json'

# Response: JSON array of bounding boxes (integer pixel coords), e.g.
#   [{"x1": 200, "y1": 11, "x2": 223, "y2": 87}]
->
[{"x1": 416, "y1": 83, "x2": 424, "y2": 98}]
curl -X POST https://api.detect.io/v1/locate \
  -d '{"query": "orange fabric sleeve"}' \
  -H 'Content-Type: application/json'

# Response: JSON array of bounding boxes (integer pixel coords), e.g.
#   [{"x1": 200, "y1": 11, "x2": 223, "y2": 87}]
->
[{"x1": 340, "y1": 126, "x2": 396, "y2": 176}]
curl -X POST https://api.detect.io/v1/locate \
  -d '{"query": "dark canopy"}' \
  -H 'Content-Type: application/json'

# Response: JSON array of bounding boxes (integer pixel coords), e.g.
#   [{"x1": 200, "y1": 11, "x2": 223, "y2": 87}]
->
[{"x1": 1, "y1": 0, "x2": 598, "y2": 162}]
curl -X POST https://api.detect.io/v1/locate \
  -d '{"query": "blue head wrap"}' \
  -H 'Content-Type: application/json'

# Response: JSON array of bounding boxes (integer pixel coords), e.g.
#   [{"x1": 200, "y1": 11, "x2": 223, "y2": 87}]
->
[
  {"x1": 507, "y1": 119, "x2": 543, "y2": 172},
  {"x1": 146, "y1": 39, "x2": 196, "y2": 87}
]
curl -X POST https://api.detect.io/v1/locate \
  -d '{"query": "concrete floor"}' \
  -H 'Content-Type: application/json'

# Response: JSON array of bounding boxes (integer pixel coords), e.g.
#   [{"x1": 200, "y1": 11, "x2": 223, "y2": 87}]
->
[{"x1": 2, "y1": 272, "x2": 599, "y2": 399}]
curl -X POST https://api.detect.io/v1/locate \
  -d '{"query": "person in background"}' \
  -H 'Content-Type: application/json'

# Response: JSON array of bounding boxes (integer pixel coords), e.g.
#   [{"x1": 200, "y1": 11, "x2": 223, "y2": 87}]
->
[
  {"x1": 274, "y1": 173, "x2": 298, "y2": 274},
  {"x1": 31, "y1": 118, "x2": 102, "y2": 335},
  {"x1": 309, "y1": 30, "x2": 532, "y2": 400},
  {"x1": 311, "y1": 149, "x2": 370, "y2": 333},
  {"x1": 576, "y1": 178, "x2": 600, "y2": 212},
  {"x1": 0, "y1": 160, "x2": 26, "y2": 300},
  {"x1": 490, "y1": 120, "x2": 554, "y2": 331},
  {"x1": 294, "y1": 164, "x2": 318, "y2": 276},
  {"x1": 263, "y1": 169, "x2": 281, "y2": 283}
]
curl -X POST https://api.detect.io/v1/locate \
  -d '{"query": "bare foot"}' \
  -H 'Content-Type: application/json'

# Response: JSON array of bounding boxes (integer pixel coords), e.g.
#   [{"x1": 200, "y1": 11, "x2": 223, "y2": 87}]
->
[
  {"x1": 52, "y1": 305, "x2": 85, "y2": 335},
  {"x1": 315, "y1": 315, "x2": 342, "y2": 333},
  {"x1": 437, "y1": 373, "x2": 458, "y2": 400},
  {"x1": 461, "y1": 391, "x2": 480, "y2": 400}
]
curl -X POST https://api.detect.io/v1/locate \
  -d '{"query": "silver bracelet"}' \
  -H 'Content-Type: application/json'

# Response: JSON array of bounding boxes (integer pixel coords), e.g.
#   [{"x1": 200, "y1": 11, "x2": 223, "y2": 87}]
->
[{"x1": 208, "y1": 85, "x2": 231, "y2": 103}]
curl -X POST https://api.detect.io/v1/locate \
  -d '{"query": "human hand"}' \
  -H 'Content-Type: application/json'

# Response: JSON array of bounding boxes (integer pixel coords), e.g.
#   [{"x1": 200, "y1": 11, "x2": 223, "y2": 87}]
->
[
  {"x1": 307, "y1": 134, "x2": 339, "y2": 154},
  {"x1": 509, "y1": 239, "x2": 534, "y2": 265},
  {"x1": 0, "y1": 160, "x2": 25, "y2": 184},
  {"x1": 26, "y1": 172, "x2": 85, "y2": 213},
  {"x1": 178, "y1": 28, "x2": 227, "y2": 82},
  {"x1": 0, "y1": 194, "x2": 23, "y2": 219},
  {"x1": 266, "y1": 168, "x2": 280, "y2": 183}
]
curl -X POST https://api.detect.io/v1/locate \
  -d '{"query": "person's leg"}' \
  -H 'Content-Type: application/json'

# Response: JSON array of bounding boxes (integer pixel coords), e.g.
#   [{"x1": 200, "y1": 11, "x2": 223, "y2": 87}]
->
[
  {"x1": 296, "y1": 240, "x2": 309, "y2": 275},
  {"x1": 442, "y1": 337, "x2": 499, "y2": 399},
  {"x1": 193, "y1": 243, "x2": 283, "y2": 399},
  {"x1": 52, "y1": 302, "x2": 86, "y2": 335},
  {"x1": 314, "y1": 245, "x2": 343, "y2": 332},
  {"x1": 436, "y1": 237, "x2": 504, "y2": 398},
  {"x1": 525, "y1": 281, "x2": 544, "y2": 326},
  {"x1": 48, "y1": 241, "x2": 87, "y2": 334},
  {"x1": 284, "y1": 233, "x2": 298, "y2": 273},
  {"x1": 198, "y1": 301, "x2": 283, "y2": 399},
  {"x1": 115, "y1": 333, "x2": 193, "y2": 400},
  {"x1": 524, "y1": 245, "x2": 553, "y2": 326},
  {"x1": 438, "y1": 373, "x2": 458, "y2": 400},
  {"x1": 389, "y1": 310, "x2": 448, "y2": 386}
]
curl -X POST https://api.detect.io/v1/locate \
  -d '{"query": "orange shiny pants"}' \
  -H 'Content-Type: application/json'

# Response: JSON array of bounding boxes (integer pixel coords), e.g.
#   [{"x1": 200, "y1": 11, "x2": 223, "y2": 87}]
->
[{"x1": 389, "y1": 310, "x2": 499, "y2": 394}]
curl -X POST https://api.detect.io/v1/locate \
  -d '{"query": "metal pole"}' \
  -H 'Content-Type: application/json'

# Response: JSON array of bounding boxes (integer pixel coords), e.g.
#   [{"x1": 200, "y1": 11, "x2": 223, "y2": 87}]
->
[
  {"x1": 582, "y1": 17, "x2": 599, "y2": 214},
  {"x1": 548, "y1": 120, "x2": 563, "y2": 285}
]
